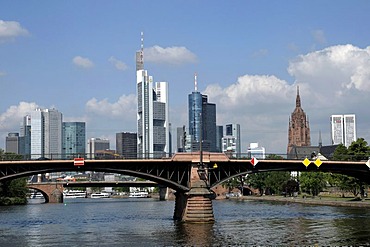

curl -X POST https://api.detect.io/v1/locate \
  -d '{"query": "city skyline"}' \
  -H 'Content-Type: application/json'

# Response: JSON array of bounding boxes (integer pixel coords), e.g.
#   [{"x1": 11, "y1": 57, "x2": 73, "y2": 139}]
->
[{"x1": 1, "y1": 1, "x2": 370, "y2": 155}]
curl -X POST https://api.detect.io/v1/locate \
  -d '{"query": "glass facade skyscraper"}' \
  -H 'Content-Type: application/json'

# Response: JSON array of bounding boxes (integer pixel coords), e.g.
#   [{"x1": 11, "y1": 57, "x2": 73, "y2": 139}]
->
[
  {"x1": 62, "y1": 122, "x2": 86, "y2": 159},
  {"x1": 188, "y1": 91, "x2": 217, "y2": 152}
]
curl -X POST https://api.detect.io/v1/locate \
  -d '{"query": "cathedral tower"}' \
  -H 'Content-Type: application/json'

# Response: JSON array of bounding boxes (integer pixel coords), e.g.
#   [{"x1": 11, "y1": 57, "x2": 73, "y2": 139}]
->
[{"x1": 287, "y1": 86, "x2": 311, "y2": 153}]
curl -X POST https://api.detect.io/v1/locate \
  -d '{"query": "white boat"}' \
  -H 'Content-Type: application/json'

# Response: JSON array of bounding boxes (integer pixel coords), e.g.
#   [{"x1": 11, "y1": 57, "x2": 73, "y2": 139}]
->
[
  {"x1": 90, "y1": 192, "x2": 110, "y2": 198},
  {"x1": 29, "y1": 191, "x2": 44, "y2": 199},
  {"x1": 63, "y1": 190, "x2": 87, "y2": 198},
  {"x1": 129, "y1": 191, "x2": 150, "y2": 198}
]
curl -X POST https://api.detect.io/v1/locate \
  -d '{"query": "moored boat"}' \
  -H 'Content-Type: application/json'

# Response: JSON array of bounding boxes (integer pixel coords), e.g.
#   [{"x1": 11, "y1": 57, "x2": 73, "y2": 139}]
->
[
  {"x1": 63, "y1": 190, "x2": 87, "y2": 198},
  {"x1": 129, "y1": 191, "x2": 150, "y2": 198},
  {"x1": 90, "y1": 192, "x2": 110, "y2": 198}
]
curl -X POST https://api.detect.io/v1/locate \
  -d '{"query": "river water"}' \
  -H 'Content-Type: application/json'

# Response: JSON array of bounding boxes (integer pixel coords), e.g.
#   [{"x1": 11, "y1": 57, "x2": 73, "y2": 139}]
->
[{"x1": 1, "y1": 197, "x2": 370, "y2": 246}]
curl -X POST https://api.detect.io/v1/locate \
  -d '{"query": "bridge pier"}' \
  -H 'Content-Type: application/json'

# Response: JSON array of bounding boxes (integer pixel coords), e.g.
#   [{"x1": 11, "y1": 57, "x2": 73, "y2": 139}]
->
[
  {"x1": 27, "y1": 183, "x2": 64, "y2": 203},
  {"x1": 174, "y1": 165, "x2": 215, "y2": 223}
]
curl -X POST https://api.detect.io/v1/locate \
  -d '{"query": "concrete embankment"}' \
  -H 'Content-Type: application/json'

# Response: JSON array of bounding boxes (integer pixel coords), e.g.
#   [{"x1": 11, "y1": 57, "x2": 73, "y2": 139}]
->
[{"x1": 240, "y1": 195, "x2": 370, "y2": 208}]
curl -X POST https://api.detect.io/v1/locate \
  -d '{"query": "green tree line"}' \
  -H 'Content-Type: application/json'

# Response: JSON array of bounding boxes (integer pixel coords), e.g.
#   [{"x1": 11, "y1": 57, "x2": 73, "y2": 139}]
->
[{"x1": 0, "y1": 149, "x2": 29, "y2": 205}]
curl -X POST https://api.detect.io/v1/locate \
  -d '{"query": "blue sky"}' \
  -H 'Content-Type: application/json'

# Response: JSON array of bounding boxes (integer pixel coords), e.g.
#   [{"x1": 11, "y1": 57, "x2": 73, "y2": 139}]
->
[{"x1": 1, "y1": 1, "x2": 370, "y2": 155}]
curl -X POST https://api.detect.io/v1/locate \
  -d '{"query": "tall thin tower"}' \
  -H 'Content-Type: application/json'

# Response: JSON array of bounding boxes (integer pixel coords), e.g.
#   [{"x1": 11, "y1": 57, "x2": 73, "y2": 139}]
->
[{"x1": 136, "y1": 33, "x2": 169, "y2": 158}]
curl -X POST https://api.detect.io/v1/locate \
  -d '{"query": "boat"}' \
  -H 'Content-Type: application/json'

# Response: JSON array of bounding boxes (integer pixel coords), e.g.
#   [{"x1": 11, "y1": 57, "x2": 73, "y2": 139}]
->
[
  {"x1": 63, "y1": 190, "x2": 87, "y2": 198},
  {"x1": 90, "y1": 192, "x2": 110, "y2": 198},
  {"x1": 129, "y1": 191, "x2": 150, "y2": 198},
  {"x1": 29, "y1": 191, "x2": 44, "y2": 199}
]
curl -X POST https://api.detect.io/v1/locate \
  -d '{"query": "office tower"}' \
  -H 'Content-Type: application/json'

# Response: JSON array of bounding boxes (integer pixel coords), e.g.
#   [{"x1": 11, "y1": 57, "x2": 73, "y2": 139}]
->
[
  {"x1": 62, "y1": 122, "x2": 86, "y2": 159},
  {"x1": 87, "y1": 138, "x2": 110, "y2": 159},
  {"x1": 330, "y1": 114, "x2": 356, "y2": 147},
  {"x1": 188, "y1": 73, "x2": 217, "y2": 152},
  {"x1": 222, "y1": 124, "x2": 241, "y2": 157},
  {"x1": 31, "y1": 108, "x2": 63, "y2": 159},
  {"x1": 6, "y1": 133, "x2": 20, "y2": 154},
  {"x1": 247, "y1": 143, "x2": 266, "y2": 159},
  {"x1": 287, "y1": 86, "x2": 310, "y2": 154},
  {"x1": 136, "y1": 33, "x2": 169, "y2": 158},
  {"x1": 116, "y1": 132, "x2": 137, "y2": 159},
  {"x1": 19, "y1": 115, "x2": 31, "y2": 158},
  {"x1": 177, "y1": 126, "x2": 186, "y2": 152},
  {"x1": 216, "y1": 125, "x2": 223, "y2": 153}
]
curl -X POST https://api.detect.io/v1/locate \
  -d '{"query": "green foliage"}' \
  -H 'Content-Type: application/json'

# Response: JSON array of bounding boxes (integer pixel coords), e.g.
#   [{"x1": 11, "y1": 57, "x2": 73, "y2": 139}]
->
[
  {"x1": 246, "y1": 171, "x2": 291, "y2": 195},
  {"x1": 266, "y1": 154, "x2": 284, "y2": 160},
  {"x1": 221, "y1": 177, "x2": 242, "y2": 193},
  {"x1": 299, "y1": 172, "x2": 326, "y2": 196},
  {"x1": 0, "y1": 178, "x2": 28, "y2": 205},
  {"x1": 333, "y1": 138, "x2": 370, "y2": 161},
  {"x1": 0, "y1": 149, "x2": 23, "y2": 161}
]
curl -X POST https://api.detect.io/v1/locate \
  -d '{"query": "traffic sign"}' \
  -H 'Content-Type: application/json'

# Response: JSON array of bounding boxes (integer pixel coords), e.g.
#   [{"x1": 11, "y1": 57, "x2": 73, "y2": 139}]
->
[
  {"x1": 366, "y1": 159, "x2": 370, "y2": 169},
  {"x1": 74, "y1": 158, "x2": 84, "y2": 166},
  {"x1": 250, "y1": 157, "x2": 259, "y2": 166},
  {"x1": 302, "y1": 158, "x2": 311, "y2": 167}
]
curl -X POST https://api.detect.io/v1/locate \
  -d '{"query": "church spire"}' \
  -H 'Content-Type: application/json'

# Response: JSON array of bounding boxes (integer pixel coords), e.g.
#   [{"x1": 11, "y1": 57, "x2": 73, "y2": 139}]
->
[{"x1": 296, "y1": 85, "x2": 301, "y2": 108}]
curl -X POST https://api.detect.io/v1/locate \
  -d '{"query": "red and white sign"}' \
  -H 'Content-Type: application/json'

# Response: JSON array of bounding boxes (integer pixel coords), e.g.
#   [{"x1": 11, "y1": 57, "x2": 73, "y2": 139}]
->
[
  {"x1": 250, "y1": 157, "x2": 259, "y2": 166},
  {"x1": 74, "y1": 158, "x2": 85, "y2": 166}
]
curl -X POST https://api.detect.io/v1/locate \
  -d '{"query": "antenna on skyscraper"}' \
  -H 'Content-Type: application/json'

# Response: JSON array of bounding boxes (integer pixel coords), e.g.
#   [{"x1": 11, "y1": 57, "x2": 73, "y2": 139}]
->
[
  {"x1": 140, "y1": 31, "x2": 144, "y2": 67},
  {"x1": 194, "y1": 72, "x2": 198, "y2": 92}
]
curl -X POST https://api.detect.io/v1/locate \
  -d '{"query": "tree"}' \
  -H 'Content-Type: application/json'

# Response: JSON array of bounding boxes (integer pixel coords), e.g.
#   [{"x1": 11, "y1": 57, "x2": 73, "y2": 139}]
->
[
  {"x1": 331, "y1": 138, "x2": 369, "y2": 197},
  {"x1": 264, "y1": 172, "x2": 291, "y2": 195},
  {"x1": 245, "y1": 172, "x2": 268, "y2": 195},
  {"x1": 0, "y1": 149, "x2": 29, "y2": 205},
  {"x1": 299, "y1": 172, "x2": 326, "y2": 196}
]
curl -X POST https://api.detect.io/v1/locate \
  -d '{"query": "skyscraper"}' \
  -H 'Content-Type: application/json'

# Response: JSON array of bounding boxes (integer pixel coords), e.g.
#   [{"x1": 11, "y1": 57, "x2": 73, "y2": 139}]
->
[
  {"x1": 330, "y1": 114, "x2": 356, "y2": 147},
  {"x1": 116, "y1": 132, "x2": 137, "y2": 159},
  {"x1": 31, "y1": 108, "x2": 63, "y2": 159},
  {"x1": 87, "y1": 137, "x2": 110, "y2": 159},
  {"x1": 222, "y1": 124, "x2": 241, "y2": 157},
  {"x1": 62, "y1": 122, "x2": 86, "y2": 159},
  {"x1": 136, "y1": 33, "x2": 169, "y2": 158},
  {"x1": 287, "y1": 86, "x2": 310, "y2": 154},
  {"x1": 20, "y1": 115, "x2": 31, "y2": 157},
  {"x1": 188, "y1": 74, "x2": 217, "y2": 152}
]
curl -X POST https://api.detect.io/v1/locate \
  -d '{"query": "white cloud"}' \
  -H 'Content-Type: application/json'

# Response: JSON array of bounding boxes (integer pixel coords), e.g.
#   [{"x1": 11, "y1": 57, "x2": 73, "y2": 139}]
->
[
  {"x1": 72, "y1": 56, "x2": 94, "y2": 69},
  {"x1": 202, "y1": 44, "x2": 370, "y2": 154},
  {"x1": 0, "y1": 71, "x2": 6, "y2": 77},
  {"x1": 0, "y1": 20, "x2": 29, "y2": 42},
  {"x1": 0, "y1": 102, "x2": 38, "y2": 145},
  {"x1": 144, "y1": 45, "x2": 197, "y2": 65},
  {"x1": 108, "y1": 56, "x2": 128, "y2": 71},
  {"x1": 86, "y1": 94, "x2": 136, "y2": 118},
  {"x1": 288, "y1": 44, "x2": 370, "y2": 93}
]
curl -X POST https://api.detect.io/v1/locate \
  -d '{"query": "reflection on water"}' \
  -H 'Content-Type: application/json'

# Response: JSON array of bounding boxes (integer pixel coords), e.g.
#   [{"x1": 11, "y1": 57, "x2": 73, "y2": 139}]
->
[{"x1": 0, "y1": 198, "x2": 370, "y2": 246}]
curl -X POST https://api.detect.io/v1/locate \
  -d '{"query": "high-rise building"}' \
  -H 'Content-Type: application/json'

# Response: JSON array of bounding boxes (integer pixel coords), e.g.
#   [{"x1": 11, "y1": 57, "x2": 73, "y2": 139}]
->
[
  {"x1": 6, "y1": 133, "x2": 20, "y2": 154},
  {"x1": 62, "y1": 122, "x2": 86, "y2": 159},
  {"x1": 222, "y1": 124, "x2": 241, "y2": 157},
  {"x1": 188, "y1": 74, "x2": 217, "y2": 152},
  {"x1": 116, "y1": 132, "x2": 137, "y2": 159},
  {"x1": 19, "y1": 115, "x2": 31, "y2": 158},
  {"x1": 287, "y1": 86, "x2": 310, "y2": 154},
  {"x1": 87, "y1": 138, "x2": 110, "y2": 159},
  {"x1": 216, "y1": 125, "x2": 223, "y2": 153},
  {"x1": 176, "y1": 126, "x2": 186, "y2": 152},
  {"x1": 31, "y1": 108, "x2": 63, "y2": 159},
  {"x1": 330, "y1": 114, "x2": 356, "y2": 147},
  {"x1": 136, "y1": 33, "x2": 169, "y2": 158}
]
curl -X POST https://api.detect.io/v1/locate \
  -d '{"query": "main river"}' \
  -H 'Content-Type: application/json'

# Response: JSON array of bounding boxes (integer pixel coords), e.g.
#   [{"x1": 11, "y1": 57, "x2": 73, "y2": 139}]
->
[{"x1": 1, "y1": 197, "x2": 370, "y2": 246}]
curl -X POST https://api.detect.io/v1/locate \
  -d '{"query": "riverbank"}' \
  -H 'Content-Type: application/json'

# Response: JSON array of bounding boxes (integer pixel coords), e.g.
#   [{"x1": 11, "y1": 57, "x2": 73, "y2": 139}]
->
[{"x1": 240, "y1": 195, "x2": 370, "y2": 208}]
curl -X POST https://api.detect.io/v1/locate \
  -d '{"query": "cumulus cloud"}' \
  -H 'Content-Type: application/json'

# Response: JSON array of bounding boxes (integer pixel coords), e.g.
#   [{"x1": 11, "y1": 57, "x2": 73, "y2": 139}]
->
[
  {"x1": 288, "y1": 44, "x2": 370, "y2": 94},
  {"x1": 108, "y1": 56, "x2": 128, "y2": 71},
  {"x1": 144, "y1": 45, "x2": 197, "y2": 65},
  {"x1": 201, "y1": 44, "x2": 370, "y2": 154},
  {"x1": 86, "y1": 94, "x2": 136, "y2": 118},
  {"x1": 73, "y1": 56, "x2": 94, "y2": 69},
  {"x1": 0, "y1": 20, "x2": 29, "y2": 42},
  {"x1": 0, "y1": 102, "x2": 38, "y2": 143}
]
